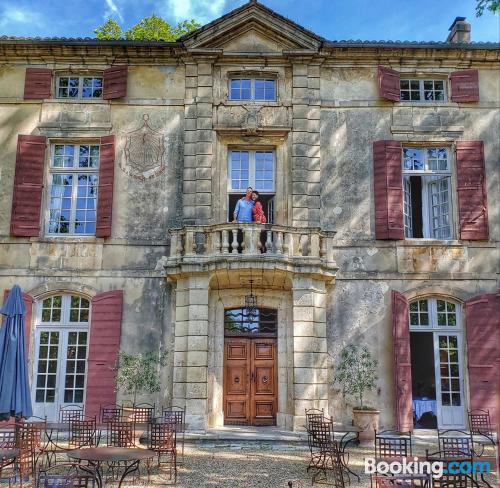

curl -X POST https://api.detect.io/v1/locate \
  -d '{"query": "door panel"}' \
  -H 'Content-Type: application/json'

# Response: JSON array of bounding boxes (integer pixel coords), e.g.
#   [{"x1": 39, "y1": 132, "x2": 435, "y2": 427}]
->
[
  {"x1": 224, "y1": 338, "x2": 251, "y2": 425},
  {"x1": 224, "y1": 337, "x2": 277, "y2": 426}
]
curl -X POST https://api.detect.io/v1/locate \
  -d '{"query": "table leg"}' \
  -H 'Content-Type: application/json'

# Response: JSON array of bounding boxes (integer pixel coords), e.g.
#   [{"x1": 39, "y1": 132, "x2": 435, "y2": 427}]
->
[
  {"x1": 337, "y1": 432, "x2": 361, "y2": 483},
  {"x1": 117, "y1": 459, "x2": 141, "y2": 488},
  {"x1": 83, "y1": 460, "x2": 103, "y2": 488}
]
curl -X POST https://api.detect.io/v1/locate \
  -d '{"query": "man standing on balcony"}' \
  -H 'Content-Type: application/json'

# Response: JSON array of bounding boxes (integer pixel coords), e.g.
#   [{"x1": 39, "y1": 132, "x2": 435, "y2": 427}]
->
[{"x1": 232, "y1": 187, "x2": 254, "y2": 223}]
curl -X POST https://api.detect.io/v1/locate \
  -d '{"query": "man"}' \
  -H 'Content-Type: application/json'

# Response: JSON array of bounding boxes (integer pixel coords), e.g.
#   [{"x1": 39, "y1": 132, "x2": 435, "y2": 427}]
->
[{"x1": 233, "y1": 187, "x2": 254, "y2": 223}]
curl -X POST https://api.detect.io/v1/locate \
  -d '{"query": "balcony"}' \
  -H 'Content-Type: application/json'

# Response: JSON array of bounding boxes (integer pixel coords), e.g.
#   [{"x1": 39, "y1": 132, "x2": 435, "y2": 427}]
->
[{"x1": 158, "y1": 223, "x2": 337, "y2": 284}]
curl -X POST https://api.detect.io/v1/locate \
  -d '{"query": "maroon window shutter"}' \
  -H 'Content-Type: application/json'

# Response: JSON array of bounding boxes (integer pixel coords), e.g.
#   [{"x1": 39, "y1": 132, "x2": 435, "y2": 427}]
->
[
  {"x1": 450, "y1": 70, "x2": 479, "y2": 102},
  {"x1": 378, "y1": 66, "x2": 400, "y2": 101},
  {"x1": 85, "y1": 290, "x2": 123, "y2": 418},
  {"x1": 10, "y1": 135, "x2": 46, "y2": 237},
  {"x1": 373, "y1": 140, "x2": 404, "y2": 240},
  {"x1": 465, "y1": 292, "x2": 499, "y2": 432},
  {"x1": 95, "y1": 135, "x2": 115, "y2": 238},
  {"x1": 23, "y1": 68, "x2": 52, "y2": 100},
  {"x1": 3, "y1": 290, "x2": 33, "y2": 353},
  {"x1": 103, "y1": 66, "x2": 128, "y2": 100},
  {"x1": 456, "y1": 141, "x2": 489, "y2": 240},
  {"x1": 392, "y1": 290, "x2": 413, "y2": 431}
]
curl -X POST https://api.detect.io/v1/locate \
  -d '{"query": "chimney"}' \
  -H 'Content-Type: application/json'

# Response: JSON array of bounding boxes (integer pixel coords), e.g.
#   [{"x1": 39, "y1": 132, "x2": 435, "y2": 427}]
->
[{"x1": 446, "y1": 17, "x2": 471, "y2": 43}]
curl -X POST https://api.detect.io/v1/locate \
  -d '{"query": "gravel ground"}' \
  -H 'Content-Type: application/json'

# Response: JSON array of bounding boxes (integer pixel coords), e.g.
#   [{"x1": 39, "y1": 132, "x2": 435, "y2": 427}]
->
[{"x1": 123, "y1": 440, "x2": 498, "y2": 488}]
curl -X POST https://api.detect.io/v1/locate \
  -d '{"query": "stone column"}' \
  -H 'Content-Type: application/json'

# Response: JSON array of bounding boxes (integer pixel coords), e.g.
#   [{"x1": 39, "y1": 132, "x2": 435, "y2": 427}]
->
[
  {"x1": 291, "y1": 60, "x2": 322, "y2": 228},
  {"x1": 172, "y1": 275, "x2": 210, "y2": 430},
  {"x1": 292, "y1": 276, "x2": 329, "y2": 430},
  {"x1": 182, "y1": 58, "x2": 215, "y2": 225}
]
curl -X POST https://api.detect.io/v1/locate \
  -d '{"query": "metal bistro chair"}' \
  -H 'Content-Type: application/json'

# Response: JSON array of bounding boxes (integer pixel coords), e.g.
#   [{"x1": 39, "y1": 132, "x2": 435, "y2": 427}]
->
[
  {"x1": 438, "y1": 429, "x2": 475, "y2": 458},
  {"x1": 372, "y1": 474, "x2": 432, "y2": 488},
  {"x1": 162, "y1": 406, "x2": 186, "y2": 464},
  {"x1": 99, "y1": 404, "x2": 122, "y2": 423},
  {"x1": 375, "y1": 429, "x2": 413, "y2": 459},
  {"x1": 426, "y1": 450, "x2": 477, "y2": 488},
  {"x1": 130, "y1": 403, "x2": 155, "y2": 423},
  {"x1": 59, "y1": 405, "x2": 84, "y2": 423},
  {"x1": 37, "y1": 462, "x2": 97, "y2": 488},
  {"x1": 305, "y1": 408, "x2": 326, "y2": 430},
  {"x1": 468, "y1": 409, "x2": 496, "y2": 454},
  {"x1": 106, "y1": 421, "x2": 135, "y2": 448},
  {"x1": 16, "y1": 418, "x2": 46, "y2": 478},
  {"x1": 69, "y1": 417, "x2": 99, "y2": 449},
  {"x1": 149, "y1": 421, "x2": 177, "y2": 483}
]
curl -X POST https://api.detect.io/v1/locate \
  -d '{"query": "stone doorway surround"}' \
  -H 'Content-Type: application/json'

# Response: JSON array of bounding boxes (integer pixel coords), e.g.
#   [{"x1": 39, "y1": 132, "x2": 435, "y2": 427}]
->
[{"x1": 159, "y1": 224, "x2": 337, "y2": 431}]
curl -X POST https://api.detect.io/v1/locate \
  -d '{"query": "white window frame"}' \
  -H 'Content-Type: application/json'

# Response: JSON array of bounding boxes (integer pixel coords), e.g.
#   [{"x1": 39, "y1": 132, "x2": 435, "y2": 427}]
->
[
  {"x1": 409, "y1": 298, "x2": 461, "y2": 331},
  {"x1": 55, "y1": 75, "x2": 104, "y2": 100},
  {"x1": 400, "y1": 78, "x2": 447, "y2": 102},
  {"x1": 228, "y1": 77, "x2": 277, "y2": 102},
  {"x1": 228, "y1": 149, "x2": 276, "y2": 193},
  {"x1": 46, "y1": 143, "x2": 100, "y2": 236},
  {"x1": 402, "y1": 147, "x2": 454, "y2": 239},
  {"x1": 32, "y1": 294, "x2": 90, "y2": 419}
]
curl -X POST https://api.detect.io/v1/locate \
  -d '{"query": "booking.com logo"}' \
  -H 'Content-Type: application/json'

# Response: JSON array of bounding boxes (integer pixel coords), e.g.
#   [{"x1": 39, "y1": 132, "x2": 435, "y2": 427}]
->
[{"x1": 365, "y1": 457, "x2": 491, "y2": 478}]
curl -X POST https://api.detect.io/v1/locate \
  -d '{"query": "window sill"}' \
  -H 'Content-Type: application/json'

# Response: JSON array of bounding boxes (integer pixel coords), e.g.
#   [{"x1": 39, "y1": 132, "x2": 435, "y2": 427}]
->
[
  {"x1": 399, "y1": 239, "x2": 461, "y2": 246},
  {"x1": 33, "y1": 236, "x2": 104, "y2": 244},
  {"x1": 43, "y1": 99, "x2": 108, "y2": 104},
  {"x1": 224, "y1": 100, "x2": 281, "y2": 106}
]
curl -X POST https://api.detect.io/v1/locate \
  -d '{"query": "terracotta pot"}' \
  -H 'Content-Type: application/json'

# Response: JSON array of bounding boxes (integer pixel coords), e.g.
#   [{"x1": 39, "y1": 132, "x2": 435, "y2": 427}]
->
[{"x1": 352, "y1": 408, "x2": 380, "y2": 445}]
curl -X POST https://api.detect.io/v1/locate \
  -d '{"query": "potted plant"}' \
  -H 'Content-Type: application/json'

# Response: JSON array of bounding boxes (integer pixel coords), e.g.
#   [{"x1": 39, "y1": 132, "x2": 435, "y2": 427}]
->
[
  {"x1": 333, "y1": 344, "x2": 379, "y2": 444},
  {"x1": 114, "y1": 351, "x2": 166, "y2": 432}
]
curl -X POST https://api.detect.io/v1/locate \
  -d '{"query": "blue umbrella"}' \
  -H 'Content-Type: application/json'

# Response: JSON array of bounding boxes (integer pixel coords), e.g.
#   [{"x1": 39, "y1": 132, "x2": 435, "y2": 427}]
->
[{"x1": 0, "y1": 285, "x2": 33, "y2": 420}]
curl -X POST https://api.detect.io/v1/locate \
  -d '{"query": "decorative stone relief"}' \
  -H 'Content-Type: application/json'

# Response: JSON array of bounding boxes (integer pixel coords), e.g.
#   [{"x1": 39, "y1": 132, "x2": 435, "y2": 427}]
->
[
  {"x1": 121, "y1": 114, "x2": 166, "y2": 181},
  {"x1": 215, "y1": 104, "x2": 291, "y2": 130}
]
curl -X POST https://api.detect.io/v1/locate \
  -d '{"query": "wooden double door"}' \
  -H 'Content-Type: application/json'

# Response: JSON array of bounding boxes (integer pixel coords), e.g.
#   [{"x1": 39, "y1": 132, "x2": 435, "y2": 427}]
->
[{"x1": 224, "y1": 337, "x2": 277, "y2": 426}]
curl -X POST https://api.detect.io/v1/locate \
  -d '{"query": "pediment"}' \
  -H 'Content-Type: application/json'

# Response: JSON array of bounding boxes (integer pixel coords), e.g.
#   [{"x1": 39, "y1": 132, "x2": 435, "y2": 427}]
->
[{"x1": 181, "y1": 1, "x2": 322, "y2": 53}]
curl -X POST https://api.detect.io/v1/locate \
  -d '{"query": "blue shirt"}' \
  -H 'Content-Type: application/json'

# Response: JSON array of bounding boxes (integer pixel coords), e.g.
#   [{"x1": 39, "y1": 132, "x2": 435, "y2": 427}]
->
[{"x1": 234, "y1": 198, "x2": 254, "y2": 222}]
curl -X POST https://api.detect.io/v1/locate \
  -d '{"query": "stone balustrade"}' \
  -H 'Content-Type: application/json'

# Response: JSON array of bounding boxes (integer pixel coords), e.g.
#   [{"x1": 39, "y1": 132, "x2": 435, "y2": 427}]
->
[{"x1": 168, "y1": 223, "x2": 335, "y2": 262}]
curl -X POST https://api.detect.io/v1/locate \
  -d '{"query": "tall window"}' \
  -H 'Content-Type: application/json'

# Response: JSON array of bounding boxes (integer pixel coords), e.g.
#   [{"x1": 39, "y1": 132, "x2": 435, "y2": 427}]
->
[
  {"x1": 48, "y1": 143, "x2": 99, "y2": 235},
  {"x1": 228, "y1": 150, "x2": 275, "y2": 223},
  {"x1": 229, "y1": 78, "x2": 276, "y2": 101},
  {"x1": 33, "y1": 295, "x2": 90, "y2": 419},
  {"x1": 403, "y1": 147, "x2": 453, "y2": 239},
  {"x1": 56, "y1": 76, "x2": 103, "y2": 99}
]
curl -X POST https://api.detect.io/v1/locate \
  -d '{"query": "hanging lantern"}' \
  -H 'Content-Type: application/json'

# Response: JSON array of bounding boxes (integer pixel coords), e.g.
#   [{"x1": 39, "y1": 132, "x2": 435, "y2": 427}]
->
[{"x1": 244, "y1": 280, "x2": 258, "y2": 318}]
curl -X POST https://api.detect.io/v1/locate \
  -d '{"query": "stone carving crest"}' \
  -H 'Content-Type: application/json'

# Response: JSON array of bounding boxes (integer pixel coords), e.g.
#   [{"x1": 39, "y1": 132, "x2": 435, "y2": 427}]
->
[
  {"x1": 122, "y1": 114, "x2": 166, "y2": 181},
  {"x1": 242, "y1": 104, "x2": 262, "y2": 135}
]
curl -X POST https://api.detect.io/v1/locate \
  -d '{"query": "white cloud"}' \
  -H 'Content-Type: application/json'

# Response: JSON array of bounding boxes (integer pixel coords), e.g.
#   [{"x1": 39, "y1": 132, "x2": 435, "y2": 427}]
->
[
  {"x1": 104, "y1": 0, "x2": 124, "y2": 22},
  {"x1": 0, "y1": 6, "x2": 44, "y2": 28},
  {"x1": 162, "y1": 0, "x2": 226, "y2": 24}
]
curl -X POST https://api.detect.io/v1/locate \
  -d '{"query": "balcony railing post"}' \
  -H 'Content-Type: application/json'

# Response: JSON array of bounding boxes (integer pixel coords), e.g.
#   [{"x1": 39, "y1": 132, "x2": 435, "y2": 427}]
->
[
  {"x1": 169, "y1": 230, "x2": 180, "y2": 258},
  {"x1": 221, "y1": 229, "x2": 229, "y2": 254},
  {"x1": 231, "y1": 227, "x2": 239, "y2": 253},
  {"x1": 310, "y1": 233, "x2": 320, "y2": 258},
  {"x1": 275, "y1": 232, "x2": 284, "y2": 254},
  {"x1": 211, "y1": 230, "x2": 220, "y2": 255},
  {"x1": 185, "y1": 229, "x2": 195, "y2": 256},
  {"x1": 283, "y1": 232, "x2": 291, "y2": 256},
  {"x1": 265, "y1": 230, "x2": 273, "y2": 253}
]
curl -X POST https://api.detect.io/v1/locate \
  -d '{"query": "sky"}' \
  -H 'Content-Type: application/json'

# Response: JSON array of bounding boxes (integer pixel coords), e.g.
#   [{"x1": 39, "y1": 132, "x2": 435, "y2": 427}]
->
[{"x1": 0, "y1": 0, "x2": 498, "y2": 42}]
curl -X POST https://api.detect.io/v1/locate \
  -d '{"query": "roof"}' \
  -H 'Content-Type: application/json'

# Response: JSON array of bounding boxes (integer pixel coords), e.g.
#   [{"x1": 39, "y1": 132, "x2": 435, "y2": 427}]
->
[{"x1": 0, "y1": 0, "x2": 498, "y2": 50}]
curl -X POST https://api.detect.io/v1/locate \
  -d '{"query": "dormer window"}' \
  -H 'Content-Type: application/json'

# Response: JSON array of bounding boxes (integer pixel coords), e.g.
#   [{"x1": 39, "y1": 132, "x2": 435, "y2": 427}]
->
[{"x1": 229, "y1": 78, "x2": 276, "y2": 101}]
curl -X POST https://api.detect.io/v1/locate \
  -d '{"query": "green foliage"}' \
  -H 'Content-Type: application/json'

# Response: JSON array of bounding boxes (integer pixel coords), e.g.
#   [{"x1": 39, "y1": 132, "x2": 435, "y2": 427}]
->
[
  {"x1": 115, "y1": 351, "x2": 166, "y2": 403},
  {"x1": 93, "y1": 15, "x2": 201, "y2": 41},
  {"x1": 94, "y1": 19, "x2": 124, "y2": 40},
  {"x1": 476, "y1": 0, "x2": 500, "y2": 16},
  {"x1": 333, "y1": 344, "x2": 378, "y2": 410}
]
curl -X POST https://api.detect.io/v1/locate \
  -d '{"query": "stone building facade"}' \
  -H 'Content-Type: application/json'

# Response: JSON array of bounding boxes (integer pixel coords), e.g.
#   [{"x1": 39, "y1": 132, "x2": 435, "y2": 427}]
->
[{"x1": 0, "y1": 1, "x2": 498, "y2": 431}]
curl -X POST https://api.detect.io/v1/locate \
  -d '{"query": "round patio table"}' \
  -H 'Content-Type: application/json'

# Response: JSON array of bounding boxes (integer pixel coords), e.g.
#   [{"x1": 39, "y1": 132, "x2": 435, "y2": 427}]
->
[
  {"x1": 332, "y1": 425, "x2": 362, "y2": 482},
  {"x1": 68, "y1": 447, "x2": 155, "y2": 488}
]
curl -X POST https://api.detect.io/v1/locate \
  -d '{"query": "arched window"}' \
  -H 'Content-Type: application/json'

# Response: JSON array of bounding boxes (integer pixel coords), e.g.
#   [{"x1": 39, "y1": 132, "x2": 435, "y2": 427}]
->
[
  {"x1": 32, "y1": 294, "x2": 90, "y2": 420},
  {"x1": 409, "y1": 297, "x2": 465, "y2": 429}
]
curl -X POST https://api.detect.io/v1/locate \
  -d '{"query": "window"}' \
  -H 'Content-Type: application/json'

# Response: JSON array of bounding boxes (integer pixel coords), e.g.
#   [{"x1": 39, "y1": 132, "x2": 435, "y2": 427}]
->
[
  {"x1": 229, "y1": 78, "x2": 276, "y2": 101},
  {"x1": 224, "y1": 308, "x2": 277, "y2": 335},
  {"x1": 409, "y1": 298, "x2": 459, "y2": 328},
  {"x1": 228, "y1": 150, "x2": 275, "y2": 223},
  {"x1": 400, "y1": 79, "x2": 445, "y2": 101},
  {"x1": 48, "y1": 143, "x2": 99, "y2": 235},
  {"x1": 402, "y1": 147, "x2": 453, "y2": 239},
  {"x1": 33, "y1": 295, "x2": 89, "y2": 419},
  {"x1": 56, "y1": 76, "x2": 103, "y2": 99}
]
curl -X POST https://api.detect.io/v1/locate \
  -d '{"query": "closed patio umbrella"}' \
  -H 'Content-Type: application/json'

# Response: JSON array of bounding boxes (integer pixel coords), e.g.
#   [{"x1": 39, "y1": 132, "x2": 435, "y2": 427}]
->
[{"x1": 0, "y1": 285, "x2": 33, "y2": 420}]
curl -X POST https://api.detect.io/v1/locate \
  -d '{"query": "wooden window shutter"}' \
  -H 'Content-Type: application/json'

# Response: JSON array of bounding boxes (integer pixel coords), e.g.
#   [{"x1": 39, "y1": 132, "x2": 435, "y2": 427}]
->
[
  {"x1": 103, "y1": 66, "x2": 128, "y2": 100},
  {"x1": 450, "y1": 69, "x2": 479, "y2": 102},
  {"x1": 456, "y1": 141, "x2": 489, "y2": 240},
  {"x1": 392, "y1": 290, "x2": 413, "y2": 431},
  {"x1": 23, "y1": 68, "x2": 52, "y2": 100},
  {"x1": 465, "y1": 292, "x2": 499, "y2": 432},
  {"x1": 85, "y1": 290, "x2": 123, "y2": 418},
  {"x1": 95, "y1": 135, "x2": 115, "y2": 238},
  {"x1": 378, "y1": 66, "x2": 400, "y2": 101},
  {"x1": 10, "y1": 135, "x2": 46, "y2": 237},
  {"x1": 373, "y1": 140, "x2": 404, "y2": 240},
  {"x1": 3, "y1": 290, "x2": 33, "y2": 354}
]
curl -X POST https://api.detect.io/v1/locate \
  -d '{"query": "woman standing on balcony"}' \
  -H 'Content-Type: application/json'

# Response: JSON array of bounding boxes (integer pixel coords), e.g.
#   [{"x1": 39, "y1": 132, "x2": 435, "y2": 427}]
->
[{"x1": 252, "y1": 191, "x2": 267, "y2": 224}]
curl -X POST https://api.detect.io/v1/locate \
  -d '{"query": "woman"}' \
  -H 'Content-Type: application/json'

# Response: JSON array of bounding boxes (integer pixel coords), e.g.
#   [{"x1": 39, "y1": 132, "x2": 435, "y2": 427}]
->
[{"x1": 251, "y1": 190, "x2": 267, "y2": 223}]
